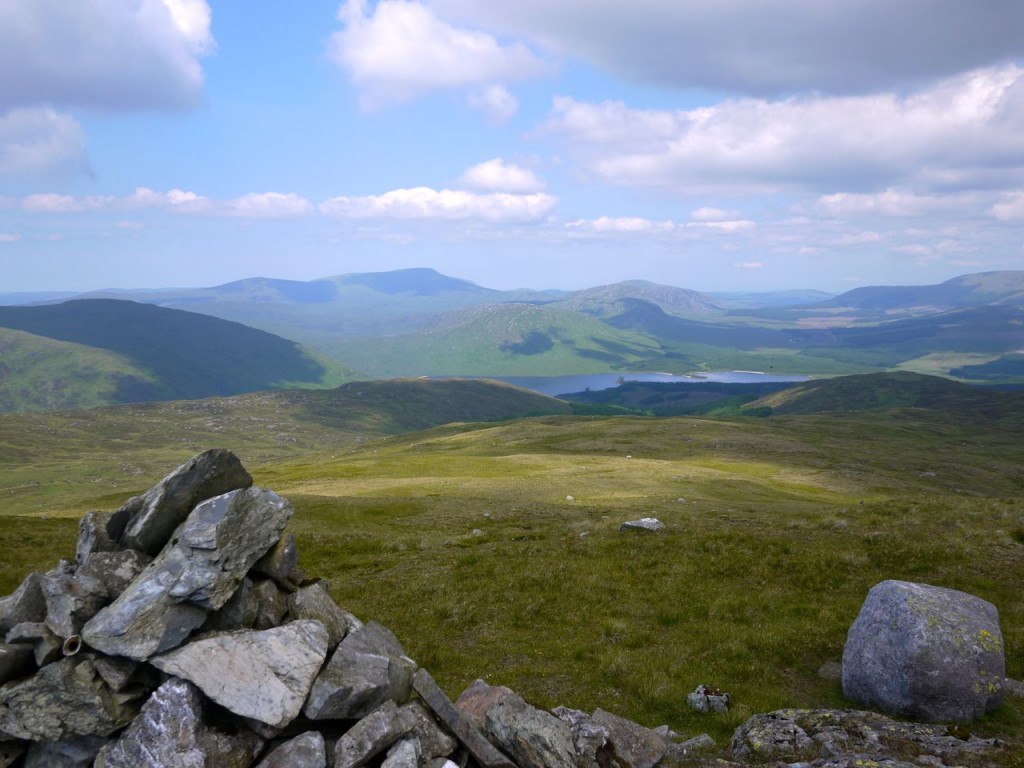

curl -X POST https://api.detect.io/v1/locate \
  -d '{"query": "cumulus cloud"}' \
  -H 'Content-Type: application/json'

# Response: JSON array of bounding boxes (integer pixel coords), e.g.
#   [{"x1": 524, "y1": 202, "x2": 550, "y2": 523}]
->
[
  {"x1": 0, "y1": 0, "x2": 213, "y2": 111},
  {"x1": 432, "y1": 0, "x2": 1024, "y2": 96},
  {"x1": 544, "y1": 66, "x2": 1024, "y2": 195},
  {"x1": 0, "y1": 108, "x2": 89, "y2": 179},
  {"x1": 457, "y1": 158, "x2": 544, "y2": 193},
  {"x1": 329, "y1": 0, "x2": 546, "y2": 109},
  {"x1": 320, "y1": 187, "x2": 557, "y2": 223}
]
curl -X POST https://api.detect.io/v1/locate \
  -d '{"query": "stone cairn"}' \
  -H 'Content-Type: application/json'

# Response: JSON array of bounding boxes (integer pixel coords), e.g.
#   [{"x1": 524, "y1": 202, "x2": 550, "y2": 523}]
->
[{"x1": 0, "y1": 450, "x2": 1012, "y2": 768}]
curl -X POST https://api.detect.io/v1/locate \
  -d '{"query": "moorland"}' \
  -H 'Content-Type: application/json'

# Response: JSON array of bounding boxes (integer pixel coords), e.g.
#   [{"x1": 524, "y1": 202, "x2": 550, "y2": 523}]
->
[{"x1": 0, "y1": 373, "x2": 1022, "y2": 755}]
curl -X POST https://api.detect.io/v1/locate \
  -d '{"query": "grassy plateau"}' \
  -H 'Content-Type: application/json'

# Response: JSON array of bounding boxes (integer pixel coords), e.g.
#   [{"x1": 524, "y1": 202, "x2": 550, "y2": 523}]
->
[{"x1": 0, "y1": 376, "x2": 1021, "y2": 757}]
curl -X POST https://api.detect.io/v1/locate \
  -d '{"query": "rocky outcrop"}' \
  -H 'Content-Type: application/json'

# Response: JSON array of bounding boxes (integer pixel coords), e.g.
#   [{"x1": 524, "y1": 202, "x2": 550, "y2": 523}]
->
[
  {"x1": 842, "y1": 580, "x2": 1006, "y2": 723},
  {"x1": 0, "y1": 451, "x2": 1012, "y2": 768}
]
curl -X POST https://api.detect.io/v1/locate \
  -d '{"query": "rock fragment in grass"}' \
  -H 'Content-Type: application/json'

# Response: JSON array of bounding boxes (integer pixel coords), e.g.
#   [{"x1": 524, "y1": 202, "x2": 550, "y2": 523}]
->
[
  {"x1": 619, "y1": 517, "x2": 664, "y2": 532},
  {"x1": 686, "y1": 684, "x2": 731, "y2": 713}
]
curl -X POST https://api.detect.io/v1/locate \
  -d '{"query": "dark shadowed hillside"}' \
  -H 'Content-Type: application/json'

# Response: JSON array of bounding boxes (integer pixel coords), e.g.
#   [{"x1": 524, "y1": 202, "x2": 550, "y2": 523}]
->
[{"x1": 0, "y1": 299, "x2": 352, "y2": 412}]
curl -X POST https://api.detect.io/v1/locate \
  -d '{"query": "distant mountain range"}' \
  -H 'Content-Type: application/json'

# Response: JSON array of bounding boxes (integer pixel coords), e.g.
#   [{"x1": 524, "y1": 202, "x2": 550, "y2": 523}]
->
[{"x1": 0, "y1": 268, "x2": 1021, "y2": 413}]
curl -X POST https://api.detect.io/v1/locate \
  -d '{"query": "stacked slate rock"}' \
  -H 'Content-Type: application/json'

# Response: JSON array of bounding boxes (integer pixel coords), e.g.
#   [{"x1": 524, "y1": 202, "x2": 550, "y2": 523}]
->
[{"x1": 0, "y1": 450, "x2": 714, "y2": 768}]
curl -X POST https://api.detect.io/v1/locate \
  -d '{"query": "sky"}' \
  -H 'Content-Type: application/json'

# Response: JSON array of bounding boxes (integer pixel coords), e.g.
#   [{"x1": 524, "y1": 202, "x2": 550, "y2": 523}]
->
[{"x1": 1, "y1": 0, "x2": 1024, "y2": 294}]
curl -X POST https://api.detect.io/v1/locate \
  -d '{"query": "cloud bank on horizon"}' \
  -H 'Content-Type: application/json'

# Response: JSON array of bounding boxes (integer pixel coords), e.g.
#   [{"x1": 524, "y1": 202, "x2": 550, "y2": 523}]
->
[{"x1": 0, "y1": 0, "x2": 1022, "y2": 292}]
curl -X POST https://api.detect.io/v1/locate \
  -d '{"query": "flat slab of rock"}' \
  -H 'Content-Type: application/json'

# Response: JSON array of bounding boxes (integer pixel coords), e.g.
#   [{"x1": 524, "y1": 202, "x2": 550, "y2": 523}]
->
[
  {"x1": 119, "y1": 448, "x2": 253, "y2": 555},
  {"x1": 151, "y1": 620, "x2": 329, "y2": 727},
  {"x1": 842, "y1": 580, "x2": 1005, "y2": 723},
  {"x1": 82, "y1": 487, "x2": 292, "y2": 660}
]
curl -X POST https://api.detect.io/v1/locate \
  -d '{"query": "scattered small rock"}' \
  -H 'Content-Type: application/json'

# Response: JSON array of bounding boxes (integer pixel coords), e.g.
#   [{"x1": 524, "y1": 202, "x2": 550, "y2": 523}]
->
[{"x1": 686, "y1": 684, "x2": 731, "y2": 713}]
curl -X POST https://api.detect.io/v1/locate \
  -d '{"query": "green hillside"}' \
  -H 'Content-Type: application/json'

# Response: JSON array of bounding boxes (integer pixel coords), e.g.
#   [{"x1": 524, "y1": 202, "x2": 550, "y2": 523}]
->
[
  {"x1": 328, "y1": 303, "x2": 666, "y2": 377},
  {"x1": 0, "y1": 327, "x2": 159, "y2": 413},
  {"x1": 0, "y1": 299, "x2": 355, "y2": 412}
]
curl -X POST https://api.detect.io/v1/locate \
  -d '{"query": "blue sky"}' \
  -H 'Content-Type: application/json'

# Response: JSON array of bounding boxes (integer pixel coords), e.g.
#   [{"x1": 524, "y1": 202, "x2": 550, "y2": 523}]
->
[{"x1": 2, "y1": 0, "x2": 1024, "y2": 294}]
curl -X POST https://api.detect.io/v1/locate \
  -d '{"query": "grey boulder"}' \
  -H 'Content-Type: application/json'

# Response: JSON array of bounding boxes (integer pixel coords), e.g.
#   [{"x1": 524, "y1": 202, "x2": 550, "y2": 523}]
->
[
  {"x1": 94, "y1": 677, "x2": 262, "y2": 768},
  {"x1": 287, "y1": 581, "x2": 361, "y2": 649},
  {"x1": 484, "y1": 691, "x2": 576, "y2": 768},
  {"x1": 333, "y1": 700, "x2": 418, "y2": 768},
  {"x1": 0, "y1": 655, "x2": 143, "y2": 741},
  {"x1": 0, "y1": 573, "x2": 46, "y2": 636},
  {"x1": 592, "y1": 707, "x2": 668, "y2": 768},
  {"x1": 842, "y1": 580, "x2": 1005, "y2": 723},
  {"x1": 306, "y1": 621, "x2": 416, "y2": 721},
  {"x1": 82, "y1": 487, "x2": 293, "y2": 660},
  {"x1": 255, "y1": 731, "x2": 327, "y2": 768},
  {"x1": 118, "y1": 448, "x2": 253, "y2": 555},
  {"x1": 151, "y1": 620, "x2": 329, "y2": 727}
]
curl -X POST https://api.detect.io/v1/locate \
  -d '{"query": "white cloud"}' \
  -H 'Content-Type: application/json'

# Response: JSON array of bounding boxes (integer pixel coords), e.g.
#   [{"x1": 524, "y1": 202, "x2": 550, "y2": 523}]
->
[
  {"x1": 432, "y1": 0, "x2": 1024, "y2": 96},
  {"x1": 544, "y1": 66, "x2": 1024, "y2": 195},
  {"x1": 827, "y1": 231, "x2": 883, "y2": 246},
  {"x1": 814, "y1": 189, "x2": 983, "y2": 217},
  {"x1": 0, "y1": 233, "x2": 19, "y2": 243},
  {"x1": 686, "y1": 220, "x2": 756, "y2": 233},
  {"x1": 467, "y1": 85, "x2": 519, "y2": 123},
  {"x1": 0, "y1": 108, "x2": 89, "y2": 179},
  {"x1": 0, "y1": 0, "x2": 213, "y2": 111},
  {"x1": 690, "y1": 207, "x2": 738, "y2": 222},
  {"x1": 223, "y1": 193, "x2": 314, "y2": 219},
  {"x1": 992, "y1": 192, "x2": 1024, "y2": 221},
  {"x1": 566, "y1": 216, "x2": 675, "y2": 234},
  {"x1": 734, "y1": 261, "x2": 764, "y2": 269},
  {"x1": 320, "y1": 187, "x2": 557, "y2": 223},
  {"x1": 18, "y1": 188, "x2": 312, "y2": 219},
  {"x1": 329, "y1": 0, "x2": 546, "y2": 109},
  {"x1": 21, "y1": 193, "x2": 112, "y2": 213},
  {"x1": 458, "y1": 158, "x2": 544, "y2": 193}
]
